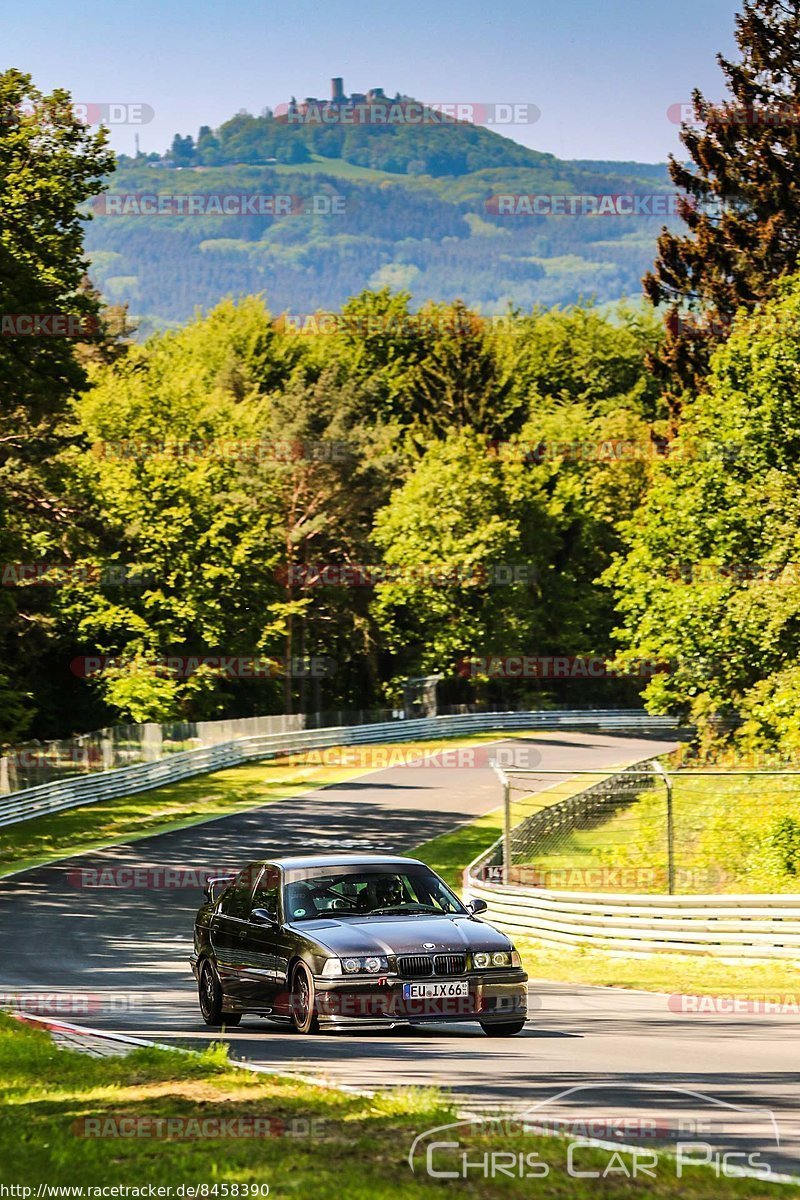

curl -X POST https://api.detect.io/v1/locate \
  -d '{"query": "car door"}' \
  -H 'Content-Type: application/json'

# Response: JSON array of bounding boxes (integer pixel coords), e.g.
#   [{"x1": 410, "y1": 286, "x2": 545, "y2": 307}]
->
[
  {"x1": 236, "y1": 865, "x2": 284, "y2": 1009},
  {"x1": 209, "y1": 864, "x2": 259, "y2": 1004}
]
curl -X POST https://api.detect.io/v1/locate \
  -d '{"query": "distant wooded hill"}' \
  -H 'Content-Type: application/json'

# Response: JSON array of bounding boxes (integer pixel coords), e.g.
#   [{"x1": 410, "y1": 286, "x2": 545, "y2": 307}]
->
[{"x1": 84, "y1": 103, "x2": 675, "y2": 331}]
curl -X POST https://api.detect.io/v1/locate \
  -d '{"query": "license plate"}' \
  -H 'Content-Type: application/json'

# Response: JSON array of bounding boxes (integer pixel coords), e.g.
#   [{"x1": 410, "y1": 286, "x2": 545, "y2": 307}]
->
[{"x1": 403, "y1": 980, "x2": 469, "y2": 999}]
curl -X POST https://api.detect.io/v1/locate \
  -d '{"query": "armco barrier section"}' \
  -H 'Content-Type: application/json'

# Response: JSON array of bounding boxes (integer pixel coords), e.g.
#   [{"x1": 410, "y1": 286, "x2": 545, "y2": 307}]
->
[
  {"x1": 0, "y1": 710, "x2": 677, "y2": 829},
  {"x1": 466, "y1": 764, "x2": 800, "y2": 960}
]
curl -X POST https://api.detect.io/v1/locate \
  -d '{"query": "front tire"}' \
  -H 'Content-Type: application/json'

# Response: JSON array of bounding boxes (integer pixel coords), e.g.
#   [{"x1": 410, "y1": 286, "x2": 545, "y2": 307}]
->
[
  {"x1": 289, "y1": 962, "x2": 320, "y2": 1034},
  {"x1": 480, "y1": 1018, "x2": 526, "y2": 1037},
  {"x1": 198, "y1": 960, "x2": 242, "y2": 1027}
]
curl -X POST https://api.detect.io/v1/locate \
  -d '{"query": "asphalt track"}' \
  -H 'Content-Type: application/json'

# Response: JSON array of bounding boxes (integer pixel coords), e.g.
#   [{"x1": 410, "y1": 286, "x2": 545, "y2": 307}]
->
[{"x1": 1, "y1": 731, "x2": 799, "y2": 1182}]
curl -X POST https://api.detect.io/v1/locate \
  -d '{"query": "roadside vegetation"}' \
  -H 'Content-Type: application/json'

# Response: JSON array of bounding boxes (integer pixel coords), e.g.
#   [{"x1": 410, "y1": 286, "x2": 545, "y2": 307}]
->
[
  {"x1": 515, "y1": 939, "x2": 800, "y2": 1002},
  {"x1": 0, "y1": 1013, "x2": 791, "y2": 1197}
]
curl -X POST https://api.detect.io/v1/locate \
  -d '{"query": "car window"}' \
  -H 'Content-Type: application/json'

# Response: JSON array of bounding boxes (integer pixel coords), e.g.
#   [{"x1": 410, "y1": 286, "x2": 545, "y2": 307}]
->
[
  {"x1": 282, "y1": 866, "x2": 466, "y2": 920},
  {"x1": 251, "y1": 866, "x2": 280, "y2": 920},
  {"x1": 218, "y1": 865, "x2": 258, "y2": 919}
]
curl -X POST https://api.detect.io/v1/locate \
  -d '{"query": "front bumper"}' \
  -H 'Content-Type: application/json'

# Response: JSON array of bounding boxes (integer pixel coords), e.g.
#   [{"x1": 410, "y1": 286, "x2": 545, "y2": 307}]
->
[{"x1": 312, "y1": 970, "x2": 528, "y2": 1027}]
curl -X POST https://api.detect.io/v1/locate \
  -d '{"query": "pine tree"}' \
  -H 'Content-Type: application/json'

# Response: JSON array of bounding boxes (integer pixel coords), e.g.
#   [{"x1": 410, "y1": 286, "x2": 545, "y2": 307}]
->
[{"x1": 644, "y1": 0, "x2": 800, "y2": 401}]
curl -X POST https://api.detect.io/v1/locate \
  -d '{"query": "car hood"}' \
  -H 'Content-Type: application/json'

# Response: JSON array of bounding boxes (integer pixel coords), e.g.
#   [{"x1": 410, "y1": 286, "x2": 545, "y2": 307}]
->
[{"x1": 288, "y1": 913, "x2": 512, "y2": 956}]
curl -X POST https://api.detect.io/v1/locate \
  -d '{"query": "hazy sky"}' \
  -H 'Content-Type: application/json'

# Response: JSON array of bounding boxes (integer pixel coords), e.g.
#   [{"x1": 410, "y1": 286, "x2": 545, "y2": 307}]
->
[{"x1": 5, "y1": 0, "x2": 741, "y2": 162}]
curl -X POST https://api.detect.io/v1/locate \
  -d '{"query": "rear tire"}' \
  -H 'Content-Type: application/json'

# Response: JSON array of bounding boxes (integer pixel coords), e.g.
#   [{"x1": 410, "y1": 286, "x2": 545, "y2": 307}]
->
[
  {"x1": 289, "y1": 962, "x2": 320, "y2": 1034},
  {"x1": 198, "y1": 960, "x2": 242, "y2": 1027},
  {"x1": 480, "y1": 1018, "x2": 526, "y2": 1037}
]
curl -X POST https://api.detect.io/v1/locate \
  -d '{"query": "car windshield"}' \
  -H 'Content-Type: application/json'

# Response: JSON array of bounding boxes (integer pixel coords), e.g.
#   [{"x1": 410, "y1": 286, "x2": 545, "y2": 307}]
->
[{"x1": 282, "y1": 864, "x2": 467, "y2": 922}]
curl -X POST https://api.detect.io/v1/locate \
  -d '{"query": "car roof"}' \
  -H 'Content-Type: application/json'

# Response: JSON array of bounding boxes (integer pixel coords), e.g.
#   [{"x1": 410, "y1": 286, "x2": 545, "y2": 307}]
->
[{"x1": 261, "y1": 854, "x2": 425, "y2": 870}]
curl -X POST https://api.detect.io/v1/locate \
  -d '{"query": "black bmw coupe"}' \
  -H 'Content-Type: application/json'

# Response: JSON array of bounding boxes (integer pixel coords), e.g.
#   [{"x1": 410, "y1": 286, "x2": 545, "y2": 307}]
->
[{"x1": 191, "y1": 854, "x2": 528, "y2": 1035}]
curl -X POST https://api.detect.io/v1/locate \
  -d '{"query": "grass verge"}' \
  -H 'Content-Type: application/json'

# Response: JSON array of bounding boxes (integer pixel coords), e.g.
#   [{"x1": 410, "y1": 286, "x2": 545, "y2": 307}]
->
[
  {"x1": 0, "y1": 1014, "x2": 791, "y2": 1196},
  {"x1": 0, "y1": 733, "x2": 510, "y2": 879},
  {"x1": 516, "y1": 939, "x2": 800, "y2": 1001}
]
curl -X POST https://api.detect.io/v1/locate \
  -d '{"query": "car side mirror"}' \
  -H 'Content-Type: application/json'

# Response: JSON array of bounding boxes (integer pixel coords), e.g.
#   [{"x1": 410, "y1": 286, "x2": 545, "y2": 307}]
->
[
  {"x1": 465, "y1": 898, "x2": 488, "y2": 916},
  {"x1": 250, "y1": 907, "x2": 278, "y2": 926}
]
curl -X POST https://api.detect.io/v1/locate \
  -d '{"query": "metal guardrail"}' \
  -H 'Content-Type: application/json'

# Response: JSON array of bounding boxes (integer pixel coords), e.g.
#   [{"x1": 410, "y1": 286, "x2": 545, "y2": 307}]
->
[
  {"x1": 466, "y1": 761, "x2": 800, "y2": 959},
  {"x1": 0, "y1": 713, "x2": 310, "y2": 795},
  {"x1": 467, "y1": 876, "x2": 800, "y2": 959},
  {"x1": 0, "y1": 709, "x2": 677, "y2": 829}
]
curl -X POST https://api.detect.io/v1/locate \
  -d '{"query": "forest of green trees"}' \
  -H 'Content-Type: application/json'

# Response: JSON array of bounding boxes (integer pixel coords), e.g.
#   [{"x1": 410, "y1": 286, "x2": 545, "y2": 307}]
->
[{"x1": 5, "y1": 0, "x2": 800, "y2": 758}]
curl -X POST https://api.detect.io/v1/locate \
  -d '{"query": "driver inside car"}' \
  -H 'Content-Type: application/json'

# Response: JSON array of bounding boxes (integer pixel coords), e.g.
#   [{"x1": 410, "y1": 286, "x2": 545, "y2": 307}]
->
[{"x1": 356, "y1": 874, "x2": 405, "y2": 912}]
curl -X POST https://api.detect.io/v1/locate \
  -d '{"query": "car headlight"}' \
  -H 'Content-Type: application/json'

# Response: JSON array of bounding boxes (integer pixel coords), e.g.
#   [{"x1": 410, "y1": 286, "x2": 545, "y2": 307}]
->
[
  {"x1": 322, "y1": 955, "x2": 389, "y2": 976},
  {"x1": 344, "y1": 955, "x2": 388, "y2": 974},
  {"x1": 473, "y1": 949, "x2": 519, "y2": 969}
]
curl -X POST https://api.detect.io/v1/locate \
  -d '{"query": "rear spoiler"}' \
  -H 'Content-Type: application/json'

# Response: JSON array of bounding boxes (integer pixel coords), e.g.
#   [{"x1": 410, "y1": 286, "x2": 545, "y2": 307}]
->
[{"x1": 204, "y1": 875, "x2": 235, "y2": 904}]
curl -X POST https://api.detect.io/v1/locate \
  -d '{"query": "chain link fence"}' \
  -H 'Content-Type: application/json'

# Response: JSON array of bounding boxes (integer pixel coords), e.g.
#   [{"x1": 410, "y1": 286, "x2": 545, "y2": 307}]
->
[
  {"x1": 486, "y1": 762, "x2": 800, "y2": 895},
  {"x1": 0, "y1": 714, "x2": 311, "y2": 795}
]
